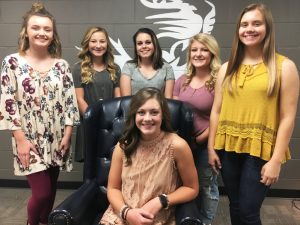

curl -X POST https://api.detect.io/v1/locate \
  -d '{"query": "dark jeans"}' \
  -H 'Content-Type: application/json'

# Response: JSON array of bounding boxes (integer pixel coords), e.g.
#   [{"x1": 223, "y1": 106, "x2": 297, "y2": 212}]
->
[{"x1": 218, "y1": 151, "x2": 270, "y2": 225}]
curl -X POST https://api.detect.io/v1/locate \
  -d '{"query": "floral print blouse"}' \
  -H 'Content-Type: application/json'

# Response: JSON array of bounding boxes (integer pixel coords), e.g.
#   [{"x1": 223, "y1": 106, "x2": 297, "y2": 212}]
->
[{"x1": 0, "y1": 53, "x2": 80, "y2": 176}]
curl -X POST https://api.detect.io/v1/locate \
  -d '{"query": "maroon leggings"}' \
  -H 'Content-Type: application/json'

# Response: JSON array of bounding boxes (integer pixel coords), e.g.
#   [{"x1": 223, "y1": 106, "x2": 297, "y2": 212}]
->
[{"x1": 26, "y1": 166, "x2": 60, "y2": 225}]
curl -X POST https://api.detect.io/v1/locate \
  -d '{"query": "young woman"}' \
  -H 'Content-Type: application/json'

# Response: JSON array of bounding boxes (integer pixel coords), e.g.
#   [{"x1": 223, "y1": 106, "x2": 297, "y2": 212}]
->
[
  {"x1": 100, "y1": 87, "x2": 198, "y2": 225},
  {"x1": 173, "y1": 33, "x2": 221, "y2": 225},
  {"x1": 0, "y1": 3, "x2": 79, "y2": 225},
  {"x1": 208, "y1": 3, "x2": 299, "y2": 225},
  {"x1": 120, "y1": 28, "x2": 175, "y2": 98},
  {"x1": 73, "y1": 27, "x2": 121, "y2": 161}
]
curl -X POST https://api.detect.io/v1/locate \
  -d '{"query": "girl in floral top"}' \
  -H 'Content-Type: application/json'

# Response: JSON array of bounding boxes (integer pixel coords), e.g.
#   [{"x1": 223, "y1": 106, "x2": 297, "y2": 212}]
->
[{"x1": 0, "y1": 3, "x2": 79, "y2": 225}]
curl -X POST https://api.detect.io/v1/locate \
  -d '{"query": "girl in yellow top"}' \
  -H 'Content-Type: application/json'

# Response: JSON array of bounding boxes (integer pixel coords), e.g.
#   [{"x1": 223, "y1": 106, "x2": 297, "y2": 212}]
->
[{"x1": 208, "y1": 3, "x2": 299, "y2": 225}]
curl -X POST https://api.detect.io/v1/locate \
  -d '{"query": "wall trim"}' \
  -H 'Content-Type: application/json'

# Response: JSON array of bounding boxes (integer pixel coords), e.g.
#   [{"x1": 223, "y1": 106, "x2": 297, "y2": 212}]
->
[{"x1": 1, "y1": 179, "x2": 299, "y2": 198}]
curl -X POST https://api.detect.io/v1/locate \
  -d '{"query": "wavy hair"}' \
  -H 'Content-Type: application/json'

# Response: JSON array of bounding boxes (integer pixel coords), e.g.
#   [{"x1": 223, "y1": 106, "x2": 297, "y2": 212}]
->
[
  {"x1": 129, "y1": 27, "x2": 163, "y2": 70},
  {"x1": 78, "y1": 27, "x2": 118, "y2": 84},
  {"x1": 224, "y1": 3, "x2": 277, "y2": 96},
  {"x1": 119, "y1": 87, "x2": 173, "y2": 165},
  {"x1": 184, "y1": 33, "x2": 221, "y2": 91},
  {"x1": 18, "y1": 2, "x2": 61, "y2": 57}
]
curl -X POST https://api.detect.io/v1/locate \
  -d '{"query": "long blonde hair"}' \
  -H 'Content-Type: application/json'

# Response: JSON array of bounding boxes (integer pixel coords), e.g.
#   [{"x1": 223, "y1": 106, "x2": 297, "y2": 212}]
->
[
  {"x1": 18, "y1": 2, "x2": 61, "y2": 58},
  {"x1": 184, "y1": 33, "x2": 221, "y2": 91},
  {"x1": 78, "y1": 27, "x2": 118, "y2": 84},
  {"x1": 224, "y1": 3, "x2": 277, "y2": 96}
]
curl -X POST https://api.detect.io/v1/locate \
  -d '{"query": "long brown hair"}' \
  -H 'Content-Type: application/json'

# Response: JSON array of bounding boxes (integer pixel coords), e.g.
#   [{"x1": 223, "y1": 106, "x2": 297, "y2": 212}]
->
[
  {"x1": 224, "y1": 3, "x2": 277, "y2": 96},
  {"x1": 18, "y1": 2, "x2": 61, "y2": 58},
  {"x1": 119, "y1": 87, "x2": 173, "y2": 165},
  {"x1": 129, "y1": 28, "x2": 163, "y2": 70},
  {"x1": 78, "y1": 27, "x2": 118, "y2": 84}
]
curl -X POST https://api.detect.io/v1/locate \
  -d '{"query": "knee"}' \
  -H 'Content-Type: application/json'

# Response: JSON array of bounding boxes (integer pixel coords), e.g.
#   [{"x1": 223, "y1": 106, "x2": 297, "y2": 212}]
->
[
  {"x1": 201, "y1": 185, "x2": 219, "y2": 201},
  {"x1": 199, "y1": 173, "x2": 219, "y2": 201},
  {"x1": 32, "y1": 189, "x2": 52, "y2": 204}
]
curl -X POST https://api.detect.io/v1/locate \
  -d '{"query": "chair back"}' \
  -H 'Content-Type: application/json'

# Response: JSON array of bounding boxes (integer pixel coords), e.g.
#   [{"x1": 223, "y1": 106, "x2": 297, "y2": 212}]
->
[{"x1": 83, "y1": 96, "x2": 193, "y2": 187}]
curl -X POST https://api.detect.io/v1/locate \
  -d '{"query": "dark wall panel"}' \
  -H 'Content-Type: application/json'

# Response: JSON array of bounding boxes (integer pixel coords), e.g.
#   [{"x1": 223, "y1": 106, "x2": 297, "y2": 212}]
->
[{"x1": 0, "y1": 0, "x2": 299, "y2": 189}]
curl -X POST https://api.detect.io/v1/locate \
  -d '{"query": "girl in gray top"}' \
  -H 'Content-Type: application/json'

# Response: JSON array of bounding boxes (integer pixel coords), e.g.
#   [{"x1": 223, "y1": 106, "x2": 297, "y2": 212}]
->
[
  {"x1": 73, "y1": 27, "x2": 121, "y2": 161},
  {"x1": 120, "y1": 28, "x2": 175, "y2": 98}
]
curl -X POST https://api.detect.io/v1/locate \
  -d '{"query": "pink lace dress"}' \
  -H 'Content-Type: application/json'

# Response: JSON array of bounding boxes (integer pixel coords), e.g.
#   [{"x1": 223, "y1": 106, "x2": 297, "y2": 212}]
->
[{"x1": 100, "y1": 132, "x2": 180, "y2": 225}]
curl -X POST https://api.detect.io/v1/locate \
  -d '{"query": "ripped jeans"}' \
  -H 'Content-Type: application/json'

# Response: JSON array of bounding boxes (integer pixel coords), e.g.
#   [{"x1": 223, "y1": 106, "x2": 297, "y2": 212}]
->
[{"x1": 193, "y1": 143, "x2": 219, "y2": 225}]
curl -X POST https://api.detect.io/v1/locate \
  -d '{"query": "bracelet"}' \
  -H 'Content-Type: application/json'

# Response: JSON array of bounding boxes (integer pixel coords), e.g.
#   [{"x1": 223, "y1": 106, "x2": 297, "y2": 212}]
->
[
  {"x1": 119, "y1": 205, "x2": 129, "y2": 220},
  {"x1": 124, "y1": 207, "x2": 131, "y2": 221},
  {"x1": 158, "y1": 194, "x2": 169, "y2": 209},
  {"x1": 119, "y1": 204, "x2": 131, "y2": 221}
]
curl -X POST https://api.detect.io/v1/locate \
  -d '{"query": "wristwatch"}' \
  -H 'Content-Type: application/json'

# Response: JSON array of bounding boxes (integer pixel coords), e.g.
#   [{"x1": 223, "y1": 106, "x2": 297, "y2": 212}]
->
[{"x1": 158, "y1": 194, "x2": 169, "y2": 209}]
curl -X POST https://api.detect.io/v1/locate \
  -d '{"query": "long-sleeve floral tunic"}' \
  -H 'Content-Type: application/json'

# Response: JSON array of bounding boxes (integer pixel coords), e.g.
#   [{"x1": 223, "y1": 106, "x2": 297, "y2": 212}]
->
[{"x1": 0, "y1": 53, "x2": 80, "y2": 176}]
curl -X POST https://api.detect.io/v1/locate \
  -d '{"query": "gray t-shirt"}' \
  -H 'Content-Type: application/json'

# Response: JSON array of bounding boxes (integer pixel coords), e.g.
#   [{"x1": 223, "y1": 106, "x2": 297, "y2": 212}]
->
[
  {"x1": 122, "y1": 62, "x2": 175, "y2": 95},
  {"x1": 72, "y1": 62, "x2": 120, "y2": 161},
  {"x1": 73, "y1": 62, "x2": 120, "y2": 105}
]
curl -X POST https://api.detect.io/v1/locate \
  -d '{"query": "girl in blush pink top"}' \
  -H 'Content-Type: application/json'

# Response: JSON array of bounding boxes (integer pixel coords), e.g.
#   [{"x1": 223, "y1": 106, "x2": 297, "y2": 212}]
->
[{"x1": 173, "y1": 33, "x2": 221, "y2": 225}]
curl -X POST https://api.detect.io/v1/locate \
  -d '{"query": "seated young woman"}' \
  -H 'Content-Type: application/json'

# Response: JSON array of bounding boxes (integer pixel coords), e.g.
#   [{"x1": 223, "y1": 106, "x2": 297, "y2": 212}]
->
[{"x1": 100, "y1": 87, "x2": 199, "y2": 225}]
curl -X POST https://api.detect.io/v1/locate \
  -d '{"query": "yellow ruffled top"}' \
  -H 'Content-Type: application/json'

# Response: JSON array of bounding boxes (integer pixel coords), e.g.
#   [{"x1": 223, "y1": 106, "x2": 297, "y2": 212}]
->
[{"x1": 214, "y1": 54, "x2": 291, "y2": 162}]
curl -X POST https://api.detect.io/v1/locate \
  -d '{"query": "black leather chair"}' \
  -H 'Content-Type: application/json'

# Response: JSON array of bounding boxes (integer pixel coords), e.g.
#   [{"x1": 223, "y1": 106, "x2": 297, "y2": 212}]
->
[{"x1": 49, "y1": 96, "x2": 201, "y2": 225}]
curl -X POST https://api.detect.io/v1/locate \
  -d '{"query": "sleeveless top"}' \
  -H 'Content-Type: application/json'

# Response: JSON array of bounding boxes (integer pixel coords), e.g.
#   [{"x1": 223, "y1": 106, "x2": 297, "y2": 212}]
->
[
  {"x1": 214, "y1": 54, "x2": 291, "y2": 161},
  {"x1": 173, "y1": 74, "x2": 214, "y2": 135},
  {"x1": 100, "y1": 132, "x2": 180, "y2": 225}
]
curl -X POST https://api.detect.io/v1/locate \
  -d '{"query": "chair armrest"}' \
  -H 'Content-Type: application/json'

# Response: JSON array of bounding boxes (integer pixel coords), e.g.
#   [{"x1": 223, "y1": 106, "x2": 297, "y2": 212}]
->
[
  {"x1": 175, "y1": 200, "x2": 202, "y2": 225},
  {"x1": 49, "y1": 180, "x2": 99, "y2": 225}
]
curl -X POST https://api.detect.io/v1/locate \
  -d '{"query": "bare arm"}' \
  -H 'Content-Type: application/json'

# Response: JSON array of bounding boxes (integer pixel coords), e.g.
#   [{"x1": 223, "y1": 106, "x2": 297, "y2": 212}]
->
[
  {"x1": 120, "y1": 74, "x2": 132, "y2": 96},
  {"x1": 169, "y1": 136, "x2": 199, "y2": 204},
  {"x1": 260, "y1": 58, "x2": 299, "y2": 185},
  {"x1": 164, "y1": 79, "x2": 175, "y2": 99},
  {"x1": 75, "y1": 87, "x2": 88, "y2": 116},
  {"x1": 107, "y1": 144, "x2": 153, "y2": 224},
  {"x1": 106, "y1": 144, "x2": 124, "y2": 211},
  {"x1": 195, "y1": 128, "x2": 209, "y2": 144},
  {"x1": 114, "y1": 87, "x2": 121, "y2": 97},
  {"x1": 208, "y1": 63, "x2": 227, "y2": 173}
]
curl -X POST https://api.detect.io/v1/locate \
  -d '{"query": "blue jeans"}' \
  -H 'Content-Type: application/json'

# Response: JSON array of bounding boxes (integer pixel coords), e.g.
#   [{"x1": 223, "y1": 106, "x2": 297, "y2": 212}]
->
[
  {"x1": 193, "y1": 143, "x2": 219, "y2": 225},
  {"x1": 218, "y1": 151, "x2": 270, "y2": 225}
]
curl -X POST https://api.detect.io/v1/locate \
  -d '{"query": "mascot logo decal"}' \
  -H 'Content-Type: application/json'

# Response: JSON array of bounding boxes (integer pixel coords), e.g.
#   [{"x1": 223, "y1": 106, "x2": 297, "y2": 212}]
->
[{"x1": 77, "y1": 0, "x2": 216, "y2": 78}]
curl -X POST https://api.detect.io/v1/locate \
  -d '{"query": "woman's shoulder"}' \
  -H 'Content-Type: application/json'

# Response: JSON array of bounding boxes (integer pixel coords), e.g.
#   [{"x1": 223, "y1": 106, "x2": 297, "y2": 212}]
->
[
  {"x1": 168, "y1": 133, "x2": 192, "y2": 160},
  {"x1": 167, "y1": 132, "x2": 189, "y2": 149},
  {"x1": 56, "y1": 58, "x2": 70, "y2": 66},
  {"x1": 176, "y1": 74, "x2": 187, "y2": 82},
  {"x1": 221, "y1": 61, "x2": 229, "y2": 70},
  {"x1": 122, "y1": 62, "x2": 137, "y2": 74},
  {"x1": 2, "y1": 53, "x2": 21, "y2": 62},
  {"x1": 162, "y1": 62, "x2": 173, "y2": 69},
  {"x1": 2, "y1": 53, "x2": 27, "y2": 68},
  {"x1": 124, "y1": 61, "x2": 136, "y2": 68},
  {"x1": 217, "y1": 62, "x2": 229, "y2": 79},
  {"x1": 279, "y1": 54, "x2": 299, "y2": 79}
]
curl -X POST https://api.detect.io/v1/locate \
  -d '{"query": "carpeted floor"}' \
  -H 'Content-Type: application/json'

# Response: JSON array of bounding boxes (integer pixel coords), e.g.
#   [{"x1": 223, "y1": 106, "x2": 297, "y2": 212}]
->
[{"x1": 0, "y1": 187, "x2": 300, "y2": 225}]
